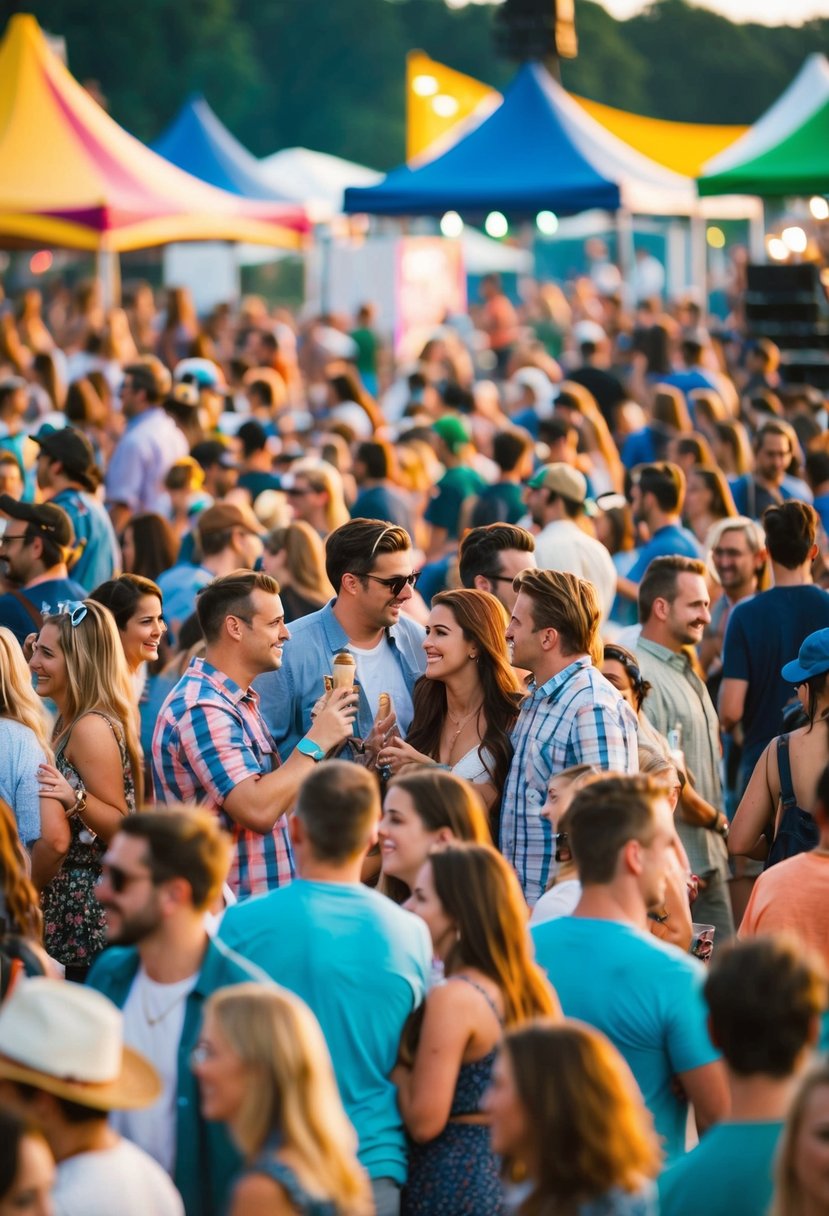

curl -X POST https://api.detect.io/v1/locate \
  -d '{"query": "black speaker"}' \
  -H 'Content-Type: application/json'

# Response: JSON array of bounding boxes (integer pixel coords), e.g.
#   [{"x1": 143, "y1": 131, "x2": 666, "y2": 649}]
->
[{"x1": 744, "y1": 263, "x2": 829, "y2": 387}]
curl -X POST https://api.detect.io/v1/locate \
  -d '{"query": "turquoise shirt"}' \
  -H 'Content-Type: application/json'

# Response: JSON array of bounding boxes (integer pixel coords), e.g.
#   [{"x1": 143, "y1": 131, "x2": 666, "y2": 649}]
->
[
  {"x1": 658, "y1": 1120, "x2": 784, "y2": 1216},
  {"x1": 220, "y1": 879, "x2": 432, "y2": 1184},
  {"x1": 531, "y1": 918, "x2": 718, "y2": 1161}
]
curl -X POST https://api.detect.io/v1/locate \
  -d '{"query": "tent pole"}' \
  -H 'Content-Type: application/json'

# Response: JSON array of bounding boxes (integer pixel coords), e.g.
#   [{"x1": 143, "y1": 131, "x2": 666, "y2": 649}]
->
[
  {"x1": 689, "y1": 211, "x2": 707, "y2": 310},
  {"x1": 97, "y1": 246, "x2": 121, "y2": 309},
  {"x1": 748, "y1": 202, "x2": 766, "y2": 262},
  {"x1": 615, "y1": 208, "x2": 635, "y2": 307}
]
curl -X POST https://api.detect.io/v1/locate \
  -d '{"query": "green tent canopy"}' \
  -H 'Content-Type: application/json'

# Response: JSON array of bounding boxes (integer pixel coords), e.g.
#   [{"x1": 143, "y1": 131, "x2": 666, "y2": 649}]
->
[{"x1": 698, "y1": 53, "x2": 829, "y2": 198}]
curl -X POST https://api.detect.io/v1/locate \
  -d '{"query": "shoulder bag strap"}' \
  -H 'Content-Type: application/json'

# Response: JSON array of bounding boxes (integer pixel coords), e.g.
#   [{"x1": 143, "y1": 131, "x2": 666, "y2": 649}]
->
[
  {"x1": 776, "y1": 734, "x2": 798, "y2": 810},
  {"x1": 9, "y1": 590, "x2": 44, "y2": 632}
]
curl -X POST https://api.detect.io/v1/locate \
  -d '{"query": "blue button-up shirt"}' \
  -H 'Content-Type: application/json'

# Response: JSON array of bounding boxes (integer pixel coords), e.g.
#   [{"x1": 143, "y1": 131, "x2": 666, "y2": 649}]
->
[
  {"x1": 500, "y1": 656, "x2": 639, "y2": 906},
  {"x1": 256, "y1": 600, "x2": 426, "y2": 759}
]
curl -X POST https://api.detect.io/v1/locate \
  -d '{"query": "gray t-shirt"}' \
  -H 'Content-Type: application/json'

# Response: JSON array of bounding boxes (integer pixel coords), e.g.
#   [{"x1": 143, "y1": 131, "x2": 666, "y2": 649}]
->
[{"x1": 0, "y1": 718, "x2": 48, "y2": 846}]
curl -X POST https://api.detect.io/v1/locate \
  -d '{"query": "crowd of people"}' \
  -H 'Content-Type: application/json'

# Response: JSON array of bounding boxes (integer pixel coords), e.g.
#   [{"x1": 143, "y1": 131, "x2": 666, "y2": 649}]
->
[{"x1": 0, "y1": 264, "x2": 827, "y2": 1216}]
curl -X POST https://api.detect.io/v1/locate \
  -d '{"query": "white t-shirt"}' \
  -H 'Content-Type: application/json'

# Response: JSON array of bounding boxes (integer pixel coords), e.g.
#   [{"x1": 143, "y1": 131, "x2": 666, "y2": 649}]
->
[
  {"x1": 534, "y1": 519, "x2": 617, "y2": 622},
  {"x1": 55, "y1": 1138, "x2": 184, "y2": 1216},
  {"x1": 349, "y1": 635, "x2": 414, "y2": 735},
  {"x1": 529, "y1": 878, "x2": 582, "y2": 926},
  {"x1": 109, "y1": 967, "x2": 198, "y2": 1175}
]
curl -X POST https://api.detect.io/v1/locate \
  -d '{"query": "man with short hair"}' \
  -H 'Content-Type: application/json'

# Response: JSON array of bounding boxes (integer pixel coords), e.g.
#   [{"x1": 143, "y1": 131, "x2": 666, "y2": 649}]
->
[
  {"x1": 425, "y1": 415, "x2": 488, "y2": 559},
  {"x1": 190, "y1": 439, "x2": 239, "y2": 502},
  {"x1": 617, "y1": 462, "x2": 702, "y2": 609},
  {"x1": 568, "y1": 320, "x2": 627, "y2": 429},
  {"x1": 658, "y1": 936, "x2": 826, "y2": 1215},
  {"x1": 739, "y1": 761, "x2": 829, "y2": 969},
  {"x1": 458, "y1": 522, "x2": 536, "y2": 616},
  {"x1": 235, "y1": 420, "x2": 281, "y2": 505},
  {"x1": 350, "y1": 440, "x2": 414, "y2": 537},
  {"x1": 700, "y1": 517, "x2": 766, "y2": 681},
  {"x1": 88, "y1": 809, "x2": 267, "y2": 1216},
  {"x1": 258, "y1": 518, "x2": 426, "y2": 758},
  {"x1": 525, "y1": 462, "x2": 617, "y2": 621},
  {"x1": 156, "y1": 500, "x2": 264, "y2": 642},
  {"x1": 152, "y1": 570, "x2": 356, "y2": 899},
  {"x1": 470, "y1": 428, "x2": 534, "y2": 526},
  {"x1": 731, "y1": 419, "x2": 812, "y2": 520},
  {"x1": 662, "y1": 328, "x2": 721, "y2": 405},
  {"x1": 0, "y1": 978, "x2": 183, "y2": 1215},
  {"x1": 500, "y1": 568, "x2": 637, "y2": 904},
  {"x1": 0, "y1": 496, "x2": 86, "y2": 643},
  {"x1": 105, "y1": 357, "x2": 187, "y2": 532},
  {"x1": 220, "y1": 761, "x2": 431, "y2": 1216},
  {"x1": 532, "y1": 775, "x2": 728, "y2": 1161},
  {"x1": 635, "y1": 555, "x2": 734, "y2": 941},
  {"x1": 720, "y1": 501, "x2": 829, "y2": 792},
  {"x1": 34, "y1": 425, "x2": 120, "y2": 590}
]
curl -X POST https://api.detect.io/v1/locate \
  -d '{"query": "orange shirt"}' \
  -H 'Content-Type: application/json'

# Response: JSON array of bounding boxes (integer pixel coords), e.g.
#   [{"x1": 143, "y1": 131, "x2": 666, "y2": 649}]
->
[{"x1": 739, "y1": 851, "x2": 829, "y2": 968}]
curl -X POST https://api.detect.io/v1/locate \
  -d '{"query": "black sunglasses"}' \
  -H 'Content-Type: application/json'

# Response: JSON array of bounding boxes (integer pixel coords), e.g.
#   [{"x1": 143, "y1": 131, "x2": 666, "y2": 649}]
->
[
  {"x1": 362, "y1": 572, "x2": 419, "y2": 597},
  {"x1": 483, "y1": 573, "x2": 516, "y2": 585},
  {"x1": 554, "y1": 831, "x2": 571, "y2": 865},
  {"x1": 98, "y1": 863, "x2": 151, "y2": 894}
]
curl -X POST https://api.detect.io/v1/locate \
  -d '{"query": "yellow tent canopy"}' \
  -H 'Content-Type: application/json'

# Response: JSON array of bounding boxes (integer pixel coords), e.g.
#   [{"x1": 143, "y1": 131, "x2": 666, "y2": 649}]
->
[
  {"x1": 407, "y1": 51, "x2": 747, "y2": 179},
  {"x1": 0, "y1": 14, "x2": 309, "y2": 252}
]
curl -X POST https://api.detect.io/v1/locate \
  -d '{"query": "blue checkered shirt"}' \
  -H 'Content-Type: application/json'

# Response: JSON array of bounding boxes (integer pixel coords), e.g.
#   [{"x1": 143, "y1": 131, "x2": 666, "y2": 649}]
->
[{"x1": 500, "y1": 657, "x2": 639, "y2": 906}]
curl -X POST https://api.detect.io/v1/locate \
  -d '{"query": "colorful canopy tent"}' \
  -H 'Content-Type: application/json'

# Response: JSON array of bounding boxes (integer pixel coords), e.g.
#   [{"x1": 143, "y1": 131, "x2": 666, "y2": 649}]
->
[
  {"x1": 151, "y1": 94, "x2": 294, "y2": 202},
  {"x1": 346, "y1": 62, "x2": 709, "y2": 219},
  {"x1": 0, "y1": 14, "x2": 308, "y2": 251},
  {"x1": 406, "y1": 51, "x2": 746, "y2": 178},
  {"x1": 698, "y1": 54, "x2": 829, "y2": 196},
  {"x1": 259, "y1": 147, "x2": 383, "y2": 220}
]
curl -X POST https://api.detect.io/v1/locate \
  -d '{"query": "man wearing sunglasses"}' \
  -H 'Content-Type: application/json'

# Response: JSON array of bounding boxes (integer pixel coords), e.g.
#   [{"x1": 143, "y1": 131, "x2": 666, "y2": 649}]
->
[
  {"x1": 0, "y1": 495, "x2": 86, "y2": 644},
  {"x1": 257, "y1": 518, "x2": 426, "y2": 760}
]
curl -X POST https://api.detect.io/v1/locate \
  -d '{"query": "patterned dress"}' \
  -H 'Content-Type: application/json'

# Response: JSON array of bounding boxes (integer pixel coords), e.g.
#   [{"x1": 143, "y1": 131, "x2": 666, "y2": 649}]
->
[
  {"x1": 236, "y1": 1148, "x2": 337, "y2": 1215},
  {"x1": 41, "y1": 712, "x2": 135, "y2": 968},
  {"x1": 402, "y1": 977, "x2": 504, "y2": 1215}
]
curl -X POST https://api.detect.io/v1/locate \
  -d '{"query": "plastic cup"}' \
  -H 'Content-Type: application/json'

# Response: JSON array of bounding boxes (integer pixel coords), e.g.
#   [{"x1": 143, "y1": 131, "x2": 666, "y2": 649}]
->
[{"x1": 690, "y1": 923, "x2": 715, "y2": 964}]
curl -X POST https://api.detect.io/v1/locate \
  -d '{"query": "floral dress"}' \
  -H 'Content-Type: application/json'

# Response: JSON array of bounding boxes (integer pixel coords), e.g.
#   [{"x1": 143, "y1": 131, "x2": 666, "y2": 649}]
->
[{"x1": 41, "y1": 712, "x2": 135, "y2": 968}]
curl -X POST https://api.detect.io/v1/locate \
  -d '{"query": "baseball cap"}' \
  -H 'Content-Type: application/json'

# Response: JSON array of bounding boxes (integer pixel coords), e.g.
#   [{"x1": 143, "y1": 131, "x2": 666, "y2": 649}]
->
[
  {"x1": 174, "y1": 358, "x2": 227, "y2": 391},
  {"x1": 0, "y1": 495, "x2": 74, "y2": 547},
  {"x1": 33, "y1": 424, "x2": 98, "y2": 486},
  {"x1": 573, "y1": 320, "x2": 606, "y2": 346},
  {"x1": 432, "y1": 415, "x2": 471, "y2": 454},
  {"x1": 781, "y1": 628, "x2": 829, "y2": 685},
  {"x1": 526, "y1": 463, "x2": 588, "y2": 504},
  {"x1": 195, "y1": 501, "x2": 263, "y2": 538}
]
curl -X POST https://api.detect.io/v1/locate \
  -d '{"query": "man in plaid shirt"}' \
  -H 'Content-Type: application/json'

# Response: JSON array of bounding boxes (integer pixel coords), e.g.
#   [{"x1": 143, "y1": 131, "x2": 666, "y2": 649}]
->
[
  {"x1": 500, "y1": 568, "x2": 638, "y2": 906},
  {"x1": 152, "y1": 570, "x2": 356, "y2": 899}
]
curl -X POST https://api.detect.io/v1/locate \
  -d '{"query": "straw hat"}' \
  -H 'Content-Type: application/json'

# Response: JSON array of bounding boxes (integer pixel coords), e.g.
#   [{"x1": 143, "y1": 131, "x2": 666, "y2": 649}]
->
[{"x1": 0, "y1": 978, "x2": 161, "y2": 1111}]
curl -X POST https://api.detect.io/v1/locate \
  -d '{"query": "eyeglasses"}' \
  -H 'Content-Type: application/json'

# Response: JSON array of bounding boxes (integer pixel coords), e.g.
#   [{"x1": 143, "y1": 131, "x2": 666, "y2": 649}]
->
[
  {"x1": 190, "y1": 1041, "x2": 216, "y2": 1069},
  {"x1": 0, "y1": 533, "x2": 28, "y2": 548},
  {"x1": 98, "y1": 863, "x2": 152, "y2": 894},
  {"x1": 483, "y1": 573, "x2": 516, "y2": 585},
  {"x1": 285, "y1": 487, "x2": 310, "y2": 497},
  {"x1": 57, "y1": 600, "x2": 88, "y2": 627},
  {"x1": 362, "y1": 572, "x2": 419, "y2": 597}
]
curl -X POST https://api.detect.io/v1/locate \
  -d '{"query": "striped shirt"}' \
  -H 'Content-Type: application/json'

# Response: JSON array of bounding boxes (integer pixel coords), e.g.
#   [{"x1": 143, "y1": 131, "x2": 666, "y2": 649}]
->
[
  {"x1": 500, "y1": 657, "x2": 638, "y2": 905},
  {"x1": 151, "y1": 656, "x2": 295, "y2": 899}
]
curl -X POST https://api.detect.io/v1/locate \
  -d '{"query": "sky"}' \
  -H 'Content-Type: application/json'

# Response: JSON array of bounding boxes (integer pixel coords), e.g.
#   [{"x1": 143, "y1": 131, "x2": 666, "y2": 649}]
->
[{"x1": 444, "y1": 0, "x2": 829, "y2": 26}]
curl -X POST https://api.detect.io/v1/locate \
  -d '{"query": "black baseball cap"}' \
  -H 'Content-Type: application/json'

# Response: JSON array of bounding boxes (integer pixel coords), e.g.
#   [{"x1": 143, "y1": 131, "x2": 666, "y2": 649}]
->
[
  {"x1": 0, "y1": 496, "x2": 75, "y2": 547},
  {"x1": 33, "y1": 425, "x2": 99, "y2": 489}
]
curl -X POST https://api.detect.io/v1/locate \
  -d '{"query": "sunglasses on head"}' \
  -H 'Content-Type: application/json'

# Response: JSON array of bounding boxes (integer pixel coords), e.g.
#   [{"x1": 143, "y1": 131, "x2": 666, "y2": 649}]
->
[{"x1": 362, "y1": 572, "x2": 419, "y2": 598}]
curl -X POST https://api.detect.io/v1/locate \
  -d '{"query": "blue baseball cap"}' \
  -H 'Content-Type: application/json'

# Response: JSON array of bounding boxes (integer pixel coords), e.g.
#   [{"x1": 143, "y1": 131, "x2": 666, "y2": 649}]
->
[{"x1": 781, "y1": 628, "x2": 829, "y2": 684}]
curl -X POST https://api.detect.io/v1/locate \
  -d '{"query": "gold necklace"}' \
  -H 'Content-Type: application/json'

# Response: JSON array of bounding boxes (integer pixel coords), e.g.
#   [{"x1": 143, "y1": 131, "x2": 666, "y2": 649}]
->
[
  {"x1": 445, "y1": 703, "x2": 483, "y2": 760},
  {"x1": 140, "y1": 981, "x2": 190, "y2": 1028}
]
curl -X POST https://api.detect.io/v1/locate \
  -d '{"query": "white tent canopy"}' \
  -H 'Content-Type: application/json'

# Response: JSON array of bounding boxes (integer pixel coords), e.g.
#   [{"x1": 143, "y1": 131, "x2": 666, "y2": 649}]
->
[{"x1": 259, "y1": 147, "x2": 382, "y2": 220}]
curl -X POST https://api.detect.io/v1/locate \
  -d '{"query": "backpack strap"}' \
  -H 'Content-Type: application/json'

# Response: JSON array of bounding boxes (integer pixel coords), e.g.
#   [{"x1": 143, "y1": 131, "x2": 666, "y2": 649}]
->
[
  {"x1": 8, "y1": 590, "x2": 43, "y2": 632},
  {"x1": 776, "y1": 734, "x2": 797, "y2": 810}
]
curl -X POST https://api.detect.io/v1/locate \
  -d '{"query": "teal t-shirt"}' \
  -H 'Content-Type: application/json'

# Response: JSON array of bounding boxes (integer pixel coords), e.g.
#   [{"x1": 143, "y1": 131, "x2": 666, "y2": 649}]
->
[
  {"x1": 219, "y1": 879, "x2": 431, "y2": 1184},
  {"x1": 658, "y1": 1120, "x2": 784, "y2": 1216},
  {"x1": 424, "y1": 464, "x2": 488, "y2": 537},
  {"x1": 531, "y1": 918, "x2": 718, "y2": 1161}
]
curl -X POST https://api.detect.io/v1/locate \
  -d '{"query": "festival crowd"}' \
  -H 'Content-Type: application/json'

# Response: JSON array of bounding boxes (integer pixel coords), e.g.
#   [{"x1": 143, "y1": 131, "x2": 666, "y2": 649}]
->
[{"x1": 0, "y1": 259, "x2": 827, "y2": 1216}]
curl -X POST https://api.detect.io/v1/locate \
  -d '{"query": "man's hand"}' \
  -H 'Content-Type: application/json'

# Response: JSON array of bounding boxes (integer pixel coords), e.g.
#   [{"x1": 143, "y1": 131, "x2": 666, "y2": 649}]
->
[{"x1": 306, "y1": 688, "x2": 359, "y2": 755}]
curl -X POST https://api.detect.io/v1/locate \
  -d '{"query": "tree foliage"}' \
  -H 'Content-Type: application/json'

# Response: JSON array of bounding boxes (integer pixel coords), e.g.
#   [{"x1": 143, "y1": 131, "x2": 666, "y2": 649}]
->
[{"x1": 18, "y1": 0, "x2": 829, "y2": 169}]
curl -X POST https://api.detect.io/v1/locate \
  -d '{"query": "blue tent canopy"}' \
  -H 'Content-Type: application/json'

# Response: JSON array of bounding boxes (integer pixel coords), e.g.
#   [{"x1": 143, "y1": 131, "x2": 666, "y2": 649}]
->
[
  {"x1": 344, "y1": 63, "x2": 622, "y2": 218},
  {"x1": 152, "y1": 94, "x2": 292, "y2": 202}
]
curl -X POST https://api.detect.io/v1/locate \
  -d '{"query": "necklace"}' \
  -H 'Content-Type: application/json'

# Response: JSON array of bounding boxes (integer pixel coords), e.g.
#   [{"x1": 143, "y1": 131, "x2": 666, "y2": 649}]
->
[
  {"x1": 140, "y1": 978, "x2": 191, "y2": 1028},
  {"x1": 444, "y1": 703, "x2": 483, "y2": 761}
]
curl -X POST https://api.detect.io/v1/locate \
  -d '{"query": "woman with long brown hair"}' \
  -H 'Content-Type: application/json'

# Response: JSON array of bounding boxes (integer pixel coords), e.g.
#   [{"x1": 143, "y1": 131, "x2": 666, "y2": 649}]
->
[
  {"x1": 395, "y1": 842, "x2": 558, "y2": 1215},
  {"x1": 378, "y1": 589, "x2": 522, "y2": 819},
  {"x1": 261, "y1": 521, "x2": 334, "y2": 622},
  {"x1": 378, "y1": 767, "x2": 491, "y2": 904},
  {"x1": 485, "y1": 1020, "x2": 660, "y2": 1215}
]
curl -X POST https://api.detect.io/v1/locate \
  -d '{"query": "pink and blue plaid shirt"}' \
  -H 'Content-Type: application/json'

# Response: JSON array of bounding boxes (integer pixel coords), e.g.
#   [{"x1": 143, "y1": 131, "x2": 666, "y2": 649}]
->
[{"x1": 151, "y1": 656, "x2": 295, "y2": 899}]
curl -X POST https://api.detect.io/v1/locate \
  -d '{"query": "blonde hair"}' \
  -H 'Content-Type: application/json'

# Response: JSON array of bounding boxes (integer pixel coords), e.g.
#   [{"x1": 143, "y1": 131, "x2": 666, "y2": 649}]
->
[
  {"x1": 772, "y1": 1061, "x2": 829, "y2": 1216},
  {"x1": 42, "y1": 601, "x2": 142, "y2": 806},
  {"x1": 292, "y1": 459, "x2": 350, "y2": 532},
  {"x1": 265, "y1": 521, "x2": 334, "y2": 604},
  {"x1": 0, "y1": 628, "x2": 53, "y2": 760},
  {"x1": 207, "y1": 985, "x2": 371, "y2": 1216}
]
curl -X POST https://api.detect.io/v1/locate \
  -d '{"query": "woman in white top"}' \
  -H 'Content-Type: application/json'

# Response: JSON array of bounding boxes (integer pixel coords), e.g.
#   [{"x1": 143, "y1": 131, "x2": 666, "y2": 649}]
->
[
  {"x1": 378, "y1": 590, "x2": 522, "y2": 828},
  {"x1": 0, "y1": 627, "x2": 68, "y2": 889}
]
